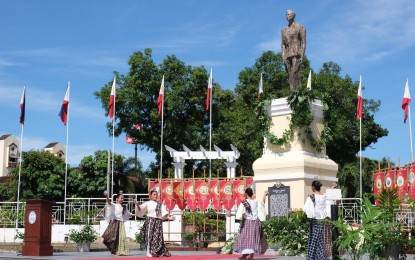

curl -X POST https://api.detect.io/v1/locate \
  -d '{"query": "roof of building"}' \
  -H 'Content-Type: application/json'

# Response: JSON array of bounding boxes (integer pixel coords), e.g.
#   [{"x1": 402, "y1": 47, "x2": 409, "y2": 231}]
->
[
  {"x1": 0, "y1": 134, "x2": 11, "y2": 140},
  {"x1": 44, "y1": 142, "x2": 59, "y2": 148}
]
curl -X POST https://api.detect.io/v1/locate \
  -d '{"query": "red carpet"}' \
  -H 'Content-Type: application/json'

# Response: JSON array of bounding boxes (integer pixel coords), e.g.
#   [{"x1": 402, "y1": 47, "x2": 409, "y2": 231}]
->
[{"x1": 78, "y1": 254, "x2": 273, "y2": 260}]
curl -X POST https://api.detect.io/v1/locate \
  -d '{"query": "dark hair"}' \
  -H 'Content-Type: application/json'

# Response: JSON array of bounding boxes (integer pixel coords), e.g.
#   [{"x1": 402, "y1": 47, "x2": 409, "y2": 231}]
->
[
  {"x1": 245, "y1": 188, "x2": 254, "y2": 197},
  {"x1": 311, "y1": 180, "x2": 322, "y2": 191},
  {"x1": 116, "y1": 193, "x2": 126, "y2": 214},
  {"x1": 150, "y1": 189, "x2": 158, "y2": 196}
]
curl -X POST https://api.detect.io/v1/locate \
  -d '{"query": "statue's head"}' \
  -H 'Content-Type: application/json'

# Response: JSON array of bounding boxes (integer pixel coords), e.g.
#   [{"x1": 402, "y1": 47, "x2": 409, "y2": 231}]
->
[{"x1": 286, "y1": 10, "x2": 296, "y2": 21}]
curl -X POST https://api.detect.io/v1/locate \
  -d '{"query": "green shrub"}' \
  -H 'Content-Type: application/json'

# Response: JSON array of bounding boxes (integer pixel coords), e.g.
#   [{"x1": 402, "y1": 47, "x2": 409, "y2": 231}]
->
[{"x1": 67, "y1": 225, "x2": 97, "y2": 243}]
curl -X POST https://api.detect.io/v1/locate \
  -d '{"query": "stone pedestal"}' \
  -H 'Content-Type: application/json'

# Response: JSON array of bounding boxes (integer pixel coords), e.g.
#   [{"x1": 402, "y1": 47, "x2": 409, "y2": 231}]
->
[
  {"x1": 253, "y1": 98, "x2": 338, "y2": 210},
  {"x1": 22, "y1": 199, "x2": 53, "y2": 256}
]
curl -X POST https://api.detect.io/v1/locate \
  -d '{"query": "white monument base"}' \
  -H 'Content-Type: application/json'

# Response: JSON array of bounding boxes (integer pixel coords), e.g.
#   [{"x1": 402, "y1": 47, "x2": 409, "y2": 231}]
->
[{"x1": 253, "y1": 98, "x2": 338, "y2": 210}]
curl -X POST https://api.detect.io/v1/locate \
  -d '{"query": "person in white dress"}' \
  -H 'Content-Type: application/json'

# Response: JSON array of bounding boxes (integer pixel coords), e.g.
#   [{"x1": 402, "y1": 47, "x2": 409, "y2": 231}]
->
[
  {"x1": 135, "y1": 189, "x2": 174, "y2": 257},
  {"x1": 102, "y1": 191, "x2": 137, "y2": 256},
  {"x1": 303, "y1": 180, "x2": 331, "y2": 260},
  {"x1": 234, "y1": 188, "x2": 268, "y2": 260}
]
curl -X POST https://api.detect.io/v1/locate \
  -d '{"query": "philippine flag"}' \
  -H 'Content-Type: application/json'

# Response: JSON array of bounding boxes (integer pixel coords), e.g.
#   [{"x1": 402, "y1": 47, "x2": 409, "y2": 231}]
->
[
  {"x1": 59, "y1": 82, "x2": 70, "y2": 126},
  {"x1": 206, "y1": 68, "x2": 212, "y2": 110},
  {"x1": 108, "y1": 76, "x2": 116, "y2": 119},
  {"x1": 356, "y1": 76, "x2": 363, "y2": 120},
  {"x1": 402, "y1": 79, "x2": 411, "y2": 123},
  {"x1": 19, "y1": 86, "x2": 26, "y2": 125},
  {"x1": 157, "y1": 76, "x2": 165, "y2": 118}
]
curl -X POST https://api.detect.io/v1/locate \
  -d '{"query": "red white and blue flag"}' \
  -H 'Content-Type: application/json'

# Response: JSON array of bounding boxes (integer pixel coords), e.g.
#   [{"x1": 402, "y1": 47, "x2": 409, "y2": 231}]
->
[
  {"x1": 206, "y1": 68, "x2": 212, "y2": 110},
  {"x1": 108, "y1": 76, "x2": 116, "y2": 119},
  {"x1": 19, "y1": 86, "x2": 26, "y2": 125},
  {"x1": 59, "y1": 82, "x2": 70, "y2": 126},
  {"x1": 356, "y1": 76, "x2": 363, "y2": 120},
  {"x1": 157, "y1": 76, "x2": 164, "y2": 118},
  {"x1": 402, "y1": 79, "x2": 411, "y2": 123}
]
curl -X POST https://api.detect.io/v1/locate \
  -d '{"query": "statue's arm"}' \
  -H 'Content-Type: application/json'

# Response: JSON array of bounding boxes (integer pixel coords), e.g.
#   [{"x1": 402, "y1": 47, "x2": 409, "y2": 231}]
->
[
  {"x1": 281, "y1": 29, "x2": 286, "y2": 60},
  {"x1": 300, "y1": 26, "x2": 306, "y2": 57}
]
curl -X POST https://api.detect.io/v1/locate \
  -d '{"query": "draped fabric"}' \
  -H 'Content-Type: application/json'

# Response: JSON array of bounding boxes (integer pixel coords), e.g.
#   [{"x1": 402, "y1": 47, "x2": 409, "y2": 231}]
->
[
  {"x1": 184, "y1": 180, "x2": 197, "y2": 211},
  {"x1": 173, "y1": 181, "x2": 186, "y2": 210},
  {"x1": 102, "y1": 220, "x2": 129, "y2": 255},
  {"x1": 234, "y1": 219, "x2": 267, "y2": 255},
  {"x1": 409, "y1": 166, "x2": 415, "y2": 200},
  {"x1": 161, "y1": 181, "x2": 175, "y2": 210},
  {"x1": 232, "y1": 179, "x2": 245, "y2": 205},
  {"x1": 385, "y1": 170, "x2": 396, "y2": 189},
  {"x1": 140, "y1": 217, "x2": 171, "y2": 257},
  {"x1": 195, "y1": 180, "x2": 210, "y2": 210},
  {"x1": 220, "y1": 180, "x2": 234, "y2": 211},
  {"x1": 396, "y1": 168, "x2": 408, "y2": 200},
  {"x1": 209, "y1": 180, "x2": 222, "y2": 210}
]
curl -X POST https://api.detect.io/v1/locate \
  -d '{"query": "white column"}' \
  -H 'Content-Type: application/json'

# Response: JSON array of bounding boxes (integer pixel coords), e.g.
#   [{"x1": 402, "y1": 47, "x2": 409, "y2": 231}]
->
[
  {"x1": 172, "y1": 162, "x2": 186, "y2": 179},
  {"x1": 224, "y1": 161, "x2": 237, "y2": 178}
]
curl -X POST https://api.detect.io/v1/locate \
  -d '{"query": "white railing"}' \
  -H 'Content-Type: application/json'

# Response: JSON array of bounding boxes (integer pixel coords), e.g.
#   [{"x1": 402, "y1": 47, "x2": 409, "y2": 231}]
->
[{"x1": 0, "y1": 193, "x2": 149, "y2": 227}]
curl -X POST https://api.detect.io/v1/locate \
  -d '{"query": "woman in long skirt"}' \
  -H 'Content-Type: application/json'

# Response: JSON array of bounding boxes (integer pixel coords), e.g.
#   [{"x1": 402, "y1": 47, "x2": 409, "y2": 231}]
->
[
  {"x1": 303, "y1": 180, "x2": 330, "y2": 260},
  {"x1": 135, "y1": 189, "x2": 174, "y2": 257},
  {"x1": 102, "y1": 191, "x2": 136, "y2": 256},
  {"x1": 234, "y1": 188, "x2": 268, "y2": 260}
]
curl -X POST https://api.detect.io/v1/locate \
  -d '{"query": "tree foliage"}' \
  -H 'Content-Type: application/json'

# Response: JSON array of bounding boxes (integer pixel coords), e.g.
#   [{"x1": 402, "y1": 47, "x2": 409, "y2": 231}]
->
[{"x1": 94, "y1": 49, "x2": 388, "y2": 191}]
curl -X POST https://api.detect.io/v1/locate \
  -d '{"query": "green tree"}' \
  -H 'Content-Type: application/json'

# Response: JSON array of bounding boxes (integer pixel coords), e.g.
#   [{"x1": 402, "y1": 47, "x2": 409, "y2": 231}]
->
[
  {"x1": 68, "y1": 150, "x2": 145, "y2": 197},
  {"x1": 0, "y1": 150, "x2": 66, "y2": 202}
]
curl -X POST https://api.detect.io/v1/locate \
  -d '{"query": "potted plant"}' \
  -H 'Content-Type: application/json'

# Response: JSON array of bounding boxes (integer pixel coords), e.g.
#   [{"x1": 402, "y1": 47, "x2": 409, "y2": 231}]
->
[
  {"x1": 183, "y1": 232, "x2": 195, "y2": 248},
  {"x1": 67, "y1": 225, "x2": 97, "y2": 252},
  {"x1": 135, "y1": 232, "x2": 146, "y2": 251},
  {"x1": 333, "y1": 188, "x2": 409, "y2": 260}
]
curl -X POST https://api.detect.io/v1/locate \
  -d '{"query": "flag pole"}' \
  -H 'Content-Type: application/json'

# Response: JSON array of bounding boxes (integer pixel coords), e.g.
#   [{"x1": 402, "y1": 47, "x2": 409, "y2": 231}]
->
[
  {"x1": 16, "y1": 124, "x2": 24, "y2": 229},
  {"x1": 409, "y1": 103, "x2": 414, "y2": 162},
  {"x1": 111, "y1": 77, "x2": 116, "y2": 198},
  {"x1": 160, "y1": 76, "x2": 165, "y2": 179},
  {"x1": 63, "y1": 82, "x2": 70, "y2": 225},
  {"x1": 16, "y1": 86, "x2": 25, "y2": 229},
  {"x1": 209, "y1": 68, "x2": 212, "y2": 178},
  {"x1": 359, "y1": 113, "x2": 362, "y2": 198}
]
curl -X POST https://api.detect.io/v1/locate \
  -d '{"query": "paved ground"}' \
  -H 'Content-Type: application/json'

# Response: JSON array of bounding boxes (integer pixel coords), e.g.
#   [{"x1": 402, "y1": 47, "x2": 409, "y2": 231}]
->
[{"x1": 0, "y1": 249, "x2": 305, "y2": 260}]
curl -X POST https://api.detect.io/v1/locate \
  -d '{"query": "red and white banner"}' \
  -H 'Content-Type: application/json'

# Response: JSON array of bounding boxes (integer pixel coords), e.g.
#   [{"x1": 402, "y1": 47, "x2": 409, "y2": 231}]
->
[
  {"x1": 402, "y1": 79, "x2": 411, "y2": 123},
  {"x1": 373, "y1": 172, "x2": 385, "y2": 196},
  {"x1": 356, "y1": 76, "x2": 363, "y2": 120},
  {"x1": 209, "y1": 180, "x2": 222, "y2": 210},
  {"x1": 149, "y1": 181, "x2": 160, "y2": 194},
  {"x1": 409, "y1": 166, "x2": 415, "y2": 200},
  {"x1": 232, "y1": 179, "x2": 245, "y2": 205},
  {"x1": 173, "y1": 181, "x2": 186, "y2": 210},
  {"x1": 245, "y1": 177, "x2": 253, "y2": 189},
  {"x1": 161, "y1": 181, "x2": 175, "y2": 210},
  {"x1": 220, "y1": 180, "x2": 234, "y2": 211},
  {"x1": 184, "y1": 180, "x2": 197, "y2": 211},
  {"x1": 385, "y1": 170, "x2": 395, "y2": 189},
  {"x1": 396, "y1": 168, "x2": 408, "y2": 199},
  {"x1": 195, "y1": 180, "x2": 210, "y2": 210}
]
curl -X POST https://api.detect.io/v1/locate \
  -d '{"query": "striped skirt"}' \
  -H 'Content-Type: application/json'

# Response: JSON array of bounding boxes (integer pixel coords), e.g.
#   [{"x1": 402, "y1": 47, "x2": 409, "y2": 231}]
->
[
  {"x1": 140, "y1": 217, "x2": 171, "y2": 257},
  {"x1": 234, "y1": 219, "x2": 267, "y2": 255},
  {"x1": 102, "y1": 220, "x2": 129, "y2": 256}
]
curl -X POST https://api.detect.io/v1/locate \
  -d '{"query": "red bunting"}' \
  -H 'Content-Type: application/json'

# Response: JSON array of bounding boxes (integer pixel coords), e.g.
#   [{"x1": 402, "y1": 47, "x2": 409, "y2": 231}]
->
[
  {"x1": 373, "y1": 172, "x2": 385, "y2": 206},
  {"x1": 209, "y1": 180, "x2": 222, "y2": 210},
  {"x1": 149, "y1": 181, "x2": 160, "y2": 194},
  {"x1": 232, "y1": 179, "x2": 245, "y2": 205},
  {"x1": 173, "y1": 181, "x2": 186, "y2": 210},
  {"x1": 161, "y1": 181, "x2": 175, "y2": 210},
  {"x1": 184, "y1": 180, "x2": 198, "y2": 211},
  {"x1": 220, "y1": 180, "x2": 234, "y2": 211},
  {"x1": 195, "y1": 180, "x2": 210, "y2": 210},
  {"x1": 409, "y1": 166, "x2": 415, "y2": 200},
  {"x1": 385, "y1": 170, "x2": 395, "y2": 189},
  {"x1": 245, "y1": 177, "x2": 253, "y2": 188},
  {"x1": 396, "y1": 168, "x2": 408, "y2": 199}
]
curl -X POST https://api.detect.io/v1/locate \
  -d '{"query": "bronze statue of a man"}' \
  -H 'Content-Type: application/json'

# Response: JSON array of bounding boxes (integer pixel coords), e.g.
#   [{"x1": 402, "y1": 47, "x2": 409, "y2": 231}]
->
[{"x1": 281, "y1": 10, "x2": 306, "y2": 91}]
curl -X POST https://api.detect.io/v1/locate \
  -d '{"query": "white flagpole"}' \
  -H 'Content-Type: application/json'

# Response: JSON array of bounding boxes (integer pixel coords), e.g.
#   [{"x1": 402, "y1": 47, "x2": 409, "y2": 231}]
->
[
  {"x1": 63, "y1": 81, "x2": 70, "y2": 225},
  {"x1": 359, "y1": 75, "x2": 362, "y2": 198},
  {"x1": 160, "y1": 78, "x2": 164, "y2": 178},
  {"x1": 111, "y1": 77, "x2": 116, "y2": 198},
  {"x1": 409, "y1": 103, "x2": 414, "y2": 162},
  {"x1": 16, "y1": 124, "x2": 24, "y2": 229},
  {"x1": 209, "y1": 68, "x2": 212, "y2": 178},
  {"x1": 16, "y1": 86, "x2": 25, "y2": 229}
]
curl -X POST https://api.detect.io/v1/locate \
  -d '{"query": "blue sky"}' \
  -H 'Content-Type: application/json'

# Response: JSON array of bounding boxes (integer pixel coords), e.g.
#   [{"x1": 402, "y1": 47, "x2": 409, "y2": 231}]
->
[{"x1": 1, "y1": 0, "x2": 415, "y2": 169}]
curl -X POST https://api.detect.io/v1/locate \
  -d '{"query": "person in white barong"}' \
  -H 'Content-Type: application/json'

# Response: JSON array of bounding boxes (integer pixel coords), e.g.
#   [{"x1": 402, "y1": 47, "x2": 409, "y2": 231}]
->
[
  {"x1": 102, "y1": 191, "x2": 137, "y2": 256},
  {"x1": 135, "y1": 189, "x2": 174, "y2": 257},
  {"x1": 234, "y1": 188, "x2": 268, "y2": 260}
]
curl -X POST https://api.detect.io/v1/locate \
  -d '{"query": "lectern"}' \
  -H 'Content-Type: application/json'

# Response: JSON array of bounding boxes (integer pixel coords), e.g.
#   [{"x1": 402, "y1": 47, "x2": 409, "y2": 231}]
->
[{"x1": 22, "y1": 199, "x2": 53, "y2": 256}]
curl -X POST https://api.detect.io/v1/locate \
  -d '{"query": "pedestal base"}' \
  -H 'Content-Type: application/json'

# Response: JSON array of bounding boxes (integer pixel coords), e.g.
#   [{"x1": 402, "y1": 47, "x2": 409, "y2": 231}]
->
[{"x1": 22, "y1": 245, "x2": 53, "y2": 256}]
